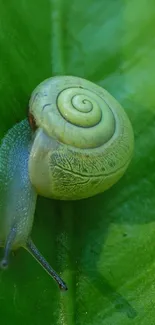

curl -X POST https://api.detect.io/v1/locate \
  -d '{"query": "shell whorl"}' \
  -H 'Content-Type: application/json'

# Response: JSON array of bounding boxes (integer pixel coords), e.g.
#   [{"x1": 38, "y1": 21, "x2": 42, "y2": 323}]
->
[{"x1": 29, "y1": 76, "x2": 116, "y2": 149}]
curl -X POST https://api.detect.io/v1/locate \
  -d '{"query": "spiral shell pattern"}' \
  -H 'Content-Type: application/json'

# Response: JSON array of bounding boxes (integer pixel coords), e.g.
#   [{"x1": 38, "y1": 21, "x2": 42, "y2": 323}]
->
[
  {"x1": 29, "y1": 76, "x2": 116, "y2": 149},
  {"x1": 29, "y1": 76, "x2": 134, "y2": 200}
]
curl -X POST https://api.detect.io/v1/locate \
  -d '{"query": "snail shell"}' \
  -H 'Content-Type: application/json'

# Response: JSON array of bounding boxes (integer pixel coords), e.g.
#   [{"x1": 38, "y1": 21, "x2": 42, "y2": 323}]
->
[
  {"x1": 0, "y1": 75, "x2": 134, "y2": 290},
  {"x1": 28, "y1": 76, "x2": 134, "y2": 200}
]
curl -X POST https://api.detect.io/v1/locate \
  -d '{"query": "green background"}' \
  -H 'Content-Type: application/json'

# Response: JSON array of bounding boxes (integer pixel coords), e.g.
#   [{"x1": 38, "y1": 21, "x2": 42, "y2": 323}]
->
[{"x1": 0, "y1": 0, "x2": 155, "y2": 324}]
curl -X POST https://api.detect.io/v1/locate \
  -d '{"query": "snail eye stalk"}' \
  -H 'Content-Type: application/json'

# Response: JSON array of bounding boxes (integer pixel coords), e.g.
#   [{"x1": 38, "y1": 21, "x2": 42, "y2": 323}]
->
[
  {"x1": 26, "y1": 238, "x2": 68, "y2": 291},
  {"x1": 0, "y1": 226, "x2": 17, "y2": 269}
]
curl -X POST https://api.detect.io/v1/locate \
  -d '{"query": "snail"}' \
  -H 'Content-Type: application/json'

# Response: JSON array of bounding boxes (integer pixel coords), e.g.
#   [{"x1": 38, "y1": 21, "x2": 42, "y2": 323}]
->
[{"x1": 0, "y1": 75, "x2": 134, "y2": 291}]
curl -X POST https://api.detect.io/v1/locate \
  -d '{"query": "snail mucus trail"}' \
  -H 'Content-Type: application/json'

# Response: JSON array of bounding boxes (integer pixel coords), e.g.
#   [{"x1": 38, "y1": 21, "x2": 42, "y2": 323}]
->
[{"x1": 0, "y1": 75, "x2": 134, "y2": 291}]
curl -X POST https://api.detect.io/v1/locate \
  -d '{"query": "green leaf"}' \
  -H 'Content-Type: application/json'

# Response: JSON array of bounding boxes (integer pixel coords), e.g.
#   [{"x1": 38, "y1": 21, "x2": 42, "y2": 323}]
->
[{"x1": 0, "y1": 0, "x2": 154, "y2": 324}]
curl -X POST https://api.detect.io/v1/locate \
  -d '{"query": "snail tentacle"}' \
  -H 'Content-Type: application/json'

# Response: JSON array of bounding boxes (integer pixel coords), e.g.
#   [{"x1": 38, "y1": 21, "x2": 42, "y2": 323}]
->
[
  {"x1": 26, "y1": 238, "x2": 68, "y2": 291},
  {"x1": 0, "y1": 226, "x2": 17, "y2": 269}
]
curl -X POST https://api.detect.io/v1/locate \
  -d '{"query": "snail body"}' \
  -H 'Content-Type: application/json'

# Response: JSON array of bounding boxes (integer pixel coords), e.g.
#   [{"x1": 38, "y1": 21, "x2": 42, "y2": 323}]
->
[
  {"x1": 0, "y1": 120, "x2": 36, "y2": 249},
  {"x1": 0, "y1": 76, "x2": 134, "y2": 290}
]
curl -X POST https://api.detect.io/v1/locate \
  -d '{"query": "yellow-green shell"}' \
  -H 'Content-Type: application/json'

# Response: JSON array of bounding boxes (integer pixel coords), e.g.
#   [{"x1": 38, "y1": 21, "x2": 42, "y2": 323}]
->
[{"x1": 28, "y1": 76, "x2": 134, "y2": 200}]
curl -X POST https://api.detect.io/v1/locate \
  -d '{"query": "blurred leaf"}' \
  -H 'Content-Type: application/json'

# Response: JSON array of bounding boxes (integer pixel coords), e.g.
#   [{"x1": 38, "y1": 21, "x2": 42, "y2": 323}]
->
[{"x1": 0, "y1": 0, "x2": 155, "y2": 324}]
